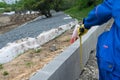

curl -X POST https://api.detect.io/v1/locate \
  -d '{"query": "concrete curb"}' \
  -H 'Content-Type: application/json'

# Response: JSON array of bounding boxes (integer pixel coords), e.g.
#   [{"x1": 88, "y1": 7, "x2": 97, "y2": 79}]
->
[{"x1": 29, "y1": 22, "x2": 108, "y2": 80}]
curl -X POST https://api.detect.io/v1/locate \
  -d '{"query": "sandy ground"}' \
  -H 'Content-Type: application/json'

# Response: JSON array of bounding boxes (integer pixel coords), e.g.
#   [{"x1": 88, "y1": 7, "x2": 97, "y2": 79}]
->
[{"x1": 0, "y1": 25, "x2": 73, "y2": 80}]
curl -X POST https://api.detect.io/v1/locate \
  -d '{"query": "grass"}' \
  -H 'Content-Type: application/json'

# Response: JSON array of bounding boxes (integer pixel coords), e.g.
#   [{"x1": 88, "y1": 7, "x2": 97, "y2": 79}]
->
[
  {"x1": 34, "y1": 48, "x2": 41, "y2": 53},
  {"x1": 65, "y1": 5, "x2": 94, "y2": 20},
  {"x1": 0, "y1": 10, "x2": 4, "y2": 14},
  {"x1": 25, "y1": 62, "x2": 33, "y2": 67},
  {"x1": 0, "y1": 64, "x2": 3, "y2": 69},
  {"x1": 64, "y1": 37, "x2": 70, "y2": 42}
]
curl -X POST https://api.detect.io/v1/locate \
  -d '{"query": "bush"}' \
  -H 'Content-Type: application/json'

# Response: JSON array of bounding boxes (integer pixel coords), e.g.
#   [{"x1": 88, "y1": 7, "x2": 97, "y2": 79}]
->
[
  {"x1": 4, "y1": 7, "x2": 11, "y2": 12},
  {"x1": 3, "y1": 71, "x2": 9, "y2": 76},
  {"x1": 0, "y1": 9, "x2": 4, "y2": 13}
]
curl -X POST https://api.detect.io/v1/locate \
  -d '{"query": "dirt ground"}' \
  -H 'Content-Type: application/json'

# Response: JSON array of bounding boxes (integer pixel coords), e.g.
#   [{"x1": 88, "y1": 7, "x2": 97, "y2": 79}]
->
[
  {"x1": 0, "y1": 16, "x2": 10, "y2": 23},
  {"x1": 0, "y1": 30, "x2": 72, "y2": 80},
  {"x1": 0, "y1": 14, "x2": 39, "y2": 34},
  {"x1": 0, "y1": 15, "x2": 73, "y2": 80},
  {"x1": 0, "y1": 16, "x2": 19, "y2": 34},
  {"x1": 0, "y1": 24, "x2": 20, "y2": 34}
]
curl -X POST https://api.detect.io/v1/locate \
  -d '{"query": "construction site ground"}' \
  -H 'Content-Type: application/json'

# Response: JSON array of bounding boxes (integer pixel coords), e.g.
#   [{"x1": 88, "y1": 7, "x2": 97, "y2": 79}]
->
[
  {"x1": 0, "y1": 15, "x2": 98, "y2": 80},
  {"x1": 0, "y1": 16, "x2": 18, "y2": 34}
]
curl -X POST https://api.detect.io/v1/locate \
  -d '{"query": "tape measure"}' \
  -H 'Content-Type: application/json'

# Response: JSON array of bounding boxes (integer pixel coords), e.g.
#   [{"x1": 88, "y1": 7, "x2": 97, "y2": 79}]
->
[{"x1": 77, "y1": 26, "x2": 84, "y2": 69}]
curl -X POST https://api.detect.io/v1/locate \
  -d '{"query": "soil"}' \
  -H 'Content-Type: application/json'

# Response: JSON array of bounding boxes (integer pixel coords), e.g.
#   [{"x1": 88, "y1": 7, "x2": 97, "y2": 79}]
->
[
  {"x1": 0, "y1": 16, "x2": 20, "y2": 34},
  {"x1": 0, "y1": 14, "x2": 39, "y2": 34},
  {"x1": 0, "y1": 24, "x2": 20, "y2": 34},
  {"x1": 0, "y1": 16, "x2": 10, "y2": 23},
  {"x1": 0, "y1": 15, "x2": 73, "y2": 80}
]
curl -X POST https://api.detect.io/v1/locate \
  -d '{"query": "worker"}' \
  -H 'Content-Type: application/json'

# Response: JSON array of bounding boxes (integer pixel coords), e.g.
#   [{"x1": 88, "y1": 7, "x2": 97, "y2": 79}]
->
[{"x1": 71, "y1": 0, "x2": 120, "y2": 80}]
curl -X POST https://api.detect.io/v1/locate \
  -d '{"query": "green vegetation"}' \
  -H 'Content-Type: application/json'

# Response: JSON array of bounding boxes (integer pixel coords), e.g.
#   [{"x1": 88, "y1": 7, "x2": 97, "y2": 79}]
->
[
  {"x1": 0, "y1": 2, "x2": 11, "y2": 13},
  {"x1": 34, "y1": 48, "x2": 41, "y2": 53},
  {"x1": 25, "y1": 62, "x2": 33, "y2": 67},
  {"x1": 0, "y1": 64, "x2": 3, "y2": 69},
  {"x1": 3, "y1": 71, "x2": 9, "y2": 76},
  {"x1": 14, "y1": 0, "x2": 63, "y2": 17},
  {"x1": 64, "y1": 37, "x2": 70, "y2": 42},
  {"x1": 65, "y1": 6, "x2": 94, "y2": 20},
  {"x1": 65, "y1": 0, "x2": 103, "y2": 20},
  {"x1": 0, "y1": 0, "x2": 102, "y2": 19},
  {"x1": 0, "y1": 2, "x2": 7, "y2": 8}
]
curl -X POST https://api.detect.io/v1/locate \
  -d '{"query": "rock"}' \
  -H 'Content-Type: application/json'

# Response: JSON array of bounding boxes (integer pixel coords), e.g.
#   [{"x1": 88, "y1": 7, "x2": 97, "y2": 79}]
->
[{"x1": 49, "y1": 44, "x2": 57, "y2": 51}]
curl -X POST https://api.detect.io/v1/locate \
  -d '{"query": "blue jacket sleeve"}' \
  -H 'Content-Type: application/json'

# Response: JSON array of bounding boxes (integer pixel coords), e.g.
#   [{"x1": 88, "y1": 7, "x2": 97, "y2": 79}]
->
[
  {"x1": 112, "y1": 0, "x2": 120, "y2": 28},
  {"x1": 83, "y1": 0, "x2": 112, "y2": 29}
]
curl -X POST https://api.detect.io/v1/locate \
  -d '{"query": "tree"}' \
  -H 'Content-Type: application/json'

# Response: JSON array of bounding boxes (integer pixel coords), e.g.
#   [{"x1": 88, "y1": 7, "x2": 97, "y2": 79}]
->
[
  {"x1": 14, "y1": 0, "x2": 53, "y2": 17},
  {"x1": 0, "y1": 2, "x2": 7, "y2": 8},
  {"x1": 32, "y1": 0, "x2": 53, "y2": 18},
  {"x1": 52, "y1": 0, "x2": 63, "y2": 12},
  {"x1": 22, "y1": 0, "x2": 35, "y2": 12}
]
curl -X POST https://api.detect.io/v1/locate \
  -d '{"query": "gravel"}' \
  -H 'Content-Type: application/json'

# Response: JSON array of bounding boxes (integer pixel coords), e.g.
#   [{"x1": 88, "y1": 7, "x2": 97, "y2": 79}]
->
[
  {"x1": 0, "y1": 12, "x2": 75, "y2": 49},
  {"x1": 79, "y1": 50, "x2": 99, "y2": 80}
]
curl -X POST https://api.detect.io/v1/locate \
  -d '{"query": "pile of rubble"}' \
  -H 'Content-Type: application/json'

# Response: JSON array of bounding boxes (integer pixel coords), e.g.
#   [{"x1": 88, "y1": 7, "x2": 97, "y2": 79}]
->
[{"x1": 9, "y1": 13, "x2": 39, "y2": 24}]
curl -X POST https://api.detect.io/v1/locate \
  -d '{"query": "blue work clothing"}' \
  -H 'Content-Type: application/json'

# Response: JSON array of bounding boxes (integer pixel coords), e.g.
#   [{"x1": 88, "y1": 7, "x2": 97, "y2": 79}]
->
[{"x1": 83, "y1": 0, "x2": 120, "y2": 80}]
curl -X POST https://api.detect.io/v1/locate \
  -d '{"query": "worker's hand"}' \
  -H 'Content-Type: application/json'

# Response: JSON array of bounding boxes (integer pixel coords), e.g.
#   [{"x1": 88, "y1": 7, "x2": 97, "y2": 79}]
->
[
  {"x1": 70, "y1": 24, "x2": 88, "y2": 44},
  {"x1": 70, "y1": 24, "x2": 79, "y2": 44},
  {"x1": 78, "y1": 24, "x2": 88, "y2": 36}
]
